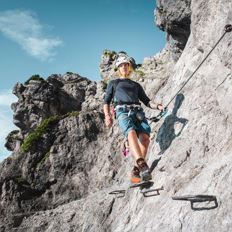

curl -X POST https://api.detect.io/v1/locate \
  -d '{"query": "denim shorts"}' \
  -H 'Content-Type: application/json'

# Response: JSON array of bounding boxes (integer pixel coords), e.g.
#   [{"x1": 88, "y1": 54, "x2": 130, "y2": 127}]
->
[{"x1": 116, "y1": 108, "x2": 151, "y2": 138}]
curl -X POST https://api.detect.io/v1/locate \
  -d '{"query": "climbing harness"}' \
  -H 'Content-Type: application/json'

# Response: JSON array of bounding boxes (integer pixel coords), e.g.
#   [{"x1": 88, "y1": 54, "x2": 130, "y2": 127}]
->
[
  {"x1": 115, "y1": 104, "x2": 146, "y2": 126},
  {"x1": 115, "y1": 104, "x2": 142, "y2": 112},
  {"x1": 149, "y1": 24, "x2": 232, "y2": 123}
]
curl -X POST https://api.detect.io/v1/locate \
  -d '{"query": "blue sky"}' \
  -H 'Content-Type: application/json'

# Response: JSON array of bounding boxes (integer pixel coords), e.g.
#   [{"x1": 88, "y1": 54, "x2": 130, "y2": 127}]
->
[{"x1": 0, "y1": 0, "x2": 165, "y2": 161}]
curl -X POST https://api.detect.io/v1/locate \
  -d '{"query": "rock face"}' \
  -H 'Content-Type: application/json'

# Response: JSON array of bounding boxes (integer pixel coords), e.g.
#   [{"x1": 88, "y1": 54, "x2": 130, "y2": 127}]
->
[
  {"x1": 1, "y1": 70, "x2": 132, "y2": 231},
  {"x1": 1, "y1": 0, "x2": 232, "y2": 231},
  {"x1": 11, "y1": 74, "x2": 94, "y2": 132},
  {"x1": 155, "y1": 0, "x2": 191, "y2": 60}
]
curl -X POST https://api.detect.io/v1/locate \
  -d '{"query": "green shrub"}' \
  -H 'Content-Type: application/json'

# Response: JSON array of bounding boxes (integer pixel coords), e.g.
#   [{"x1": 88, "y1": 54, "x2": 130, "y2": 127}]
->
[
  {"x1": 66, "y1": 72, "x2": 74, "y2": 75},
  {"x1": 135, "y1": 70, "x2": 145, "y2": 78},
  {"x1": 21, "y1": 115, "x2": 59, "y2": 152},
  {"x1": 14, "y1": 177, "x2": 29, "y2": 186},
  {"x1": 66, "y1": 111, "x2": 79, "y2": 117},
  {"x1": 21, "y1": 111, "x2": 80, "y2": 153},
  {"x1": 101, "y1": 79, "x2": 108, "y2": 88},
  {"x1": 24, "y1": 75, "x2": 44, "y2": 85},
  {"x1": 38, "y1": 152, "x2": 50, "y2": 166},
  {"x1": 103, "y1": 49, "x2": 116, "y2": 58}
]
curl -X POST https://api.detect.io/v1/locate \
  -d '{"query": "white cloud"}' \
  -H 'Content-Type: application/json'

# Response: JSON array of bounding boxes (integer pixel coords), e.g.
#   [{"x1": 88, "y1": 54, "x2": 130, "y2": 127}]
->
[
  {"x1": 0, "y1": 89, "x2": 17, "y2": 106},
  {"x1": 0, "y1": 148, "x2": 10, "y2": 160},
  {"x1": 0, "y1": 90, "x2": 17, "y2": 162},
  {"x1": 0, "y1": 10, "x2": 62, "y2": 61}
]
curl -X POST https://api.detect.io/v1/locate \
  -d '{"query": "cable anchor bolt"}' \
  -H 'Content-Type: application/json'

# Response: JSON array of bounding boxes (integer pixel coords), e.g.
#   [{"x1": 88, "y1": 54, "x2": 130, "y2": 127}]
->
[{"x1": 225, "y1": 24, "x2": 232, "y2": 33}]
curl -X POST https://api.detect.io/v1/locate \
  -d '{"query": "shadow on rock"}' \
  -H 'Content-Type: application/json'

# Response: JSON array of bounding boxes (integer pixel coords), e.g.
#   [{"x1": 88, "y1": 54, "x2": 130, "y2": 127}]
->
[
  {"x1": 156, "y1": 94, "x2": 188, "y2": 155},
  {"x1": 150, "y1": 157, "x2": 162, "y2": 174}
]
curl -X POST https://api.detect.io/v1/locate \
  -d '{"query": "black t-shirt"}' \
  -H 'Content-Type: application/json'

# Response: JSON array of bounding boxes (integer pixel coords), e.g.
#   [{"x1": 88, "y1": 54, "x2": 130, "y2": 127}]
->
[{"x1": 104, "y1": 78, "x2": 150, "y2": 106}]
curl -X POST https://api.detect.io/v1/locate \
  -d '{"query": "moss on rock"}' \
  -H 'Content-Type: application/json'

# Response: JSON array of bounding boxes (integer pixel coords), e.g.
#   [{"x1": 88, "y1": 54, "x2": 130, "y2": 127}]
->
[
  {"x1": 24, "y1": 75, "x2": 44, "y2": 85},
  {"x1": 21, "y1": 111, "x2": 80, "y2": 153},
  {"x1": 21, "y1": 115, "x2": 60, "y2": 152}
]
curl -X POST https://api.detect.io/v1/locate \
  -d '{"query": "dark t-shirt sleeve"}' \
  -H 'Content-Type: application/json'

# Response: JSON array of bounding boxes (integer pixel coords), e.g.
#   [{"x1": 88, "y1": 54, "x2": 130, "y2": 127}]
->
[
  {"x1": 103, "y1": 80, "x2": 114, "y2": 104},
  {"x1": 137, "y1": 83, "x2": 150, "y2": 106}
]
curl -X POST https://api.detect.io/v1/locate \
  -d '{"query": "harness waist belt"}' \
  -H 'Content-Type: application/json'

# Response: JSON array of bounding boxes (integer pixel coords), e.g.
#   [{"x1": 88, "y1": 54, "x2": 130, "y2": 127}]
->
[{"x1": 115, "y1": 104, "x2": 142, "y2": 111}]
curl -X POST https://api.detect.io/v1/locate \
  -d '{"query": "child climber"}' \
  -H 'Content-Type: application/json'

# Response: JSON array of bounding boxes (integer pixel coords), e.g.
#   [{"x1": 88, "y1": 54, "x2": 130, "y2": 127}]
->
[{"x1": 103, "y1": 54, "x2": 163, "y2": 183}]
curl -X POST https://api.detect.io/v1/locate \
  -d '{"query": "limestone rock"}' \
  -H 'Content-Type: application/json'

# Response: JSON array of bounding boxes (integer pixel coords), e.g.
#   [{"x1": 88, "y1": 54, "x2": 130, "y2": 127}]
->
[
  {"x1": 155, "y1": 0, "x2": 191, "y2": 60},
  {"x1": 1, "y1": 0, "x2": 232, "y2": 231},
  {"x1": 11, "y1": 73, "x2": 94, "y2": 133}
]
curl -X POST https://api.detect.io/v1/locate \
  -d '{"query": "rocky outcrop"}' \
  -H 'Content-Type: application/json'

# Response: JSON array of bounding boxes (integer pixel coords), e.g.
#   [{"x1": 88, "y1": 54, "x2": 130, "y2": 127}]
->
[
  {"x1": 1, "y1": 0, "x2": 232, "y2": 231},
  {"x1": 11, "y1": 74, "x2": 94, "y2": 132},
  {"x1": 1, "y1": 72, "x2": 126, "y2": 231},
  {"x1": 155, "y1": 0, "x2": 191, "y2": 60}
]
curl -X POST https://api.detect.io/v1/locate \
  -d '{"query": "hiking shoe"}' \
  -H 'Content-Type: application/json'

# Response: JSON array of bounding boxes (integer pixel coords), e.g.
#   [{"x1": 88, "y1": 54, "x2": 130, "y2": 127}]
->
[
  {"x1": 136, "y1": 158, "x2": 152, "y2": 181},
  {"x1": 130, "y1": 166, "x2": 141, "y2": 183}
]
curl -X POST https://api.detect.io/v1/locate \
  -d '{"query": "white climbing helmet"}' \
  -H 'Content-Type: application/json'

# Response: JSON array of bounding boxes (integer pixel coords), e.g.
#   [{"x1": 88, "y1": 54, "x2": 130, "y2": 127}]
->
[{"x1": 115, "y1": 56, "x2": 131, "y2": 67}]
